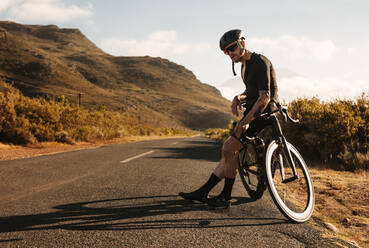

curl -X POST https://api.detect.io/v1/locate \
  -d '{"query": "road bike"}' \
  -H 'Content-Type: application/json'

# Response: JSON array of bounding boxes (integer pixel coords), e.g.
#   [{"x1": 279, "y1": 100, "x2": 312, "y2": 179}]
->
[{"x1": 237, "y1": 102, "x2": 314, "y2": 223}]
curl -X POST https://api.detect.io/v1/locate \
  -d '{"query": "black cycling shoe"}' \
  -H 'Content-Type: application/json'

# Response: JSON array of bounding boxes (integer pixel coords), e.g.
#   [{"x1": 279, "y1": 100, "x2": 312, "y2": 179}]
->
[
  {"x1": 206, "y1": 195, "x2": 231, "y2": 209},
  {"x1": 179, "y1": 190, "x2": 208, "y2": 203}
]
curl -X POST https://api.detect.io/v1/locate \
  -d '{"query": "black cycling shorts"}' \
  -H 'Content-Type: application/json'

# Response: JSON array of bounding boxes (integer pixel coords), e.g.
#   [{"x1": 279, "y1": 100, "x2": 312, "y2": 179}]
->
[{"x1": 231, "y1": 114, "x2": 272, "y2": 145}]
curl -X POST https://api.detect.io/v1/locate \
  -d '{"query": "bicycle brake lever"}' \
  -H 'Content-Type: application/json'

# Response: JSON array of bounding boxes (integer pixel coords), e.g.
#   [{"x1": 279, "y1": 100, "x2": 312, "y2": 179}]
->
[
  {"x1": 282, "y1": 108, "x2": 299, "y2": 123},
  {"x1": 281, "y1": 108, "x2": 288, "y2": 122}
]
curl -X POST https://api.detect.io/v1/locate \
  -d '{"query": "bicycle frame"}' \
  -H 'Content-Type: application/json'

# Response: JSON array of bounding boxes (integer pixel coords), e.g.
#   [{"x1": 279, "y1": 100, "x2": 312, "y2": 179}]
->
[
  {"x1": 240, "y1": 102, "x2": 300, "y2": 183},
  {"x1": 239, "y1": 103, "x2": 314, "y2": 222},
  {"x1": 269, "y1": 114, "x2": 299, "y2": 183}
]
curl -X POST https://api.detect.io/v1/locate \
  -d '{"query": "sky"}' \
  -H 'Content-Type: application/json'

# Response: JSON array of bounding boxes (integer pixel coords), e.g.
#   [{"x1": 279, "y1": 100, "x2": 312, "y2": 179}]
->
[{"x1": 0, "y1": 0, "x2": 368, "y2": 102}]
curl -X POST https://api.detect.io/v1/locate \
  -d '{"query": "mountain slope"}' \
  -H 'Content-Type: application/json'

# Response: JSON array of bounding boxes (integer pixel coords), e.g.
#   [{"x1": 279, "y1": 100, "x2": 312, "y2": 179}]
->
[{"x1": 0, "y1": 21, "x2": 232, "y2": 129}]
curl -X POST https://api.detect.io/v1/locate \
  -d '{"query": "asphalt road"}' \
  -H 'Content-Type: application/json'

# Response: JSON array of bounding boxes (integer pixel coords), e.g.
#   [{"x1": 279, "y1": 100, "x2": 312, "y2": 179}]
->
[{"x1": 0, "y1": 136, "x2": 355, "y2": 247}]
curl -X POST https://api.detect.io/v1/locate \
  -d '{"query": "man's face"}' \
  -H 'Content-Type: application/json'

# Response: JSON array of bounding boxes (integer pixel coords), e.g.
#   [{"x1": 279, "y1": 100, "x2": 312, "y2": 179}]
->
[{"x1": 224, "y1": 41, "x2": 243, "y2": 62}]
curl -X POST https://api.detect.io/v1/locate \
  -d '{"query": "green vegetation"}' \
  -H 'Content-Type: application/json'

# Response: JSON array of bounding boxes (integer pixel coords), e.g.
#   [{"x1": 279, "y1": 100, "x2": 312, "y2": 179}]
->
[
  {"x1": 204, "y1": 124, "x2": 233, "y2": 143},
  {"x1": 0, "y1": 81, "x2": 191, "y2": 145},
  {"x1": 286, "y1": 96, "x2": 368, "y2": 171},
  {"x1": 205, "y1": 95, "x2": 369, "y2": 171}
]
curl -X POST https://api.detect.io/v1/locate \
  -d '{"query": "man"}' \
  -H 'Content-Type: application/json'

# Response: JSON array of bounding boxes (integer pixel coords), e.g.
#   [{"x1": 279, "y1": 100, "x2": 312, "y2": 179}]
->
[{"x1": 179, "y1": 29, "x2": 278, "y2": 208}]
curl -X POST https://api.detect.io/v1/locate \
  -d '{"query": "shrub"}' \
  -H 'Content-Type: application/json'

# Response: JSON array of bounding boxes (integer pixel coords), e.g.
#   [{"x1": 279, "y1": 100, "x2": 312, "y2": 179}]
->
[
  {"x1": 283, "y1": 95, "x2": 368, "y2": 171},
  {"x1": 338, "y1": 141, "x2": 369, "y2": 171},
  {"x1": 0, "y1": 81, "x2": 190, "y2": 145},
  {"x1": 204, "y1": 94, "x2": 369, "y2": 171}
]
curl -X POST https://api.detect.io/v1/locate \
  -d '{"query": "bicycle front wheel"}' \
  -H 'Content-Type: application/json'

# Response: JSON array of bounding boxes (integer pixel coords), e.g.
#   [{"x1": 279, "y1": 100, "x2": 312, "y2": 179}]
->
[{"x1": 265, "y1": 141, "x2": 314, "y2": 223}]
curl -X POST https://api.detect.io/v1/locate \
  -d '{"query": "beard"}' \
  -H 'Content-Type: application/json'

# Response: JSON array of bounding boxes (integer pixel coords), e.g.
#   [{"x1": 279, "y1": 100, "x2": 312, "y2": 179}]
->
[
  {"x1": 231, "y1": 48, "x2": 245, "y2": 63},
  {"x1": 231, "y1": 55, "x2": 242, "y2": 63}
]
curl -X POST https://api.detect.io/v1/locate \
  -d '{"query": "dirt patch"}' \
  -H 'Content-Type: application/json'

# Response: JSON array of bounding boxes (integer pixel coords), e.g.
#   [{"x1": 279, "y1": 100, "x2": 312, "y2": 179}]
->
[{"x1": 309, "y1": 167, "x2": 369, "y2": 248}]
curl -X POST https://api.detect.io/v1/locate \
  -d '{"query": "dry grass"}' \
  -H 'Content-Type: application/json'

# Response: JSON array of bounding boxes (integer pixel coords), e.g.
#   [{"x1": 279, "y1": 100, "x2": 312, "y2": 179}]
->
[
  {"x1": 0, "y1": 80, "x2": 196, "y2": 145},
  {"x1": 307, "y1": 167, "x2": 368, "y2": 247},
  {"x1": 205, "y1": 129, "x2": 368, "y2": 246}
]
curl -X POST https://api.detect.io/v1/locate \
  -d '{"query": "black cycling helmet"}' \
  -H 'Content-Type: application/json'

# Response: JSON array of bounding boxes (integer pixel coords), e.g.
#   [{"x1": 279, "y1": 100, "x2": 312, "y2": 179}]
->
[
  {"x1": 219, "y1": 29, "x2": 245, "y2": 76},
  {"x1": 219, "y1": 29, "x2": 244, "y2": 51}
]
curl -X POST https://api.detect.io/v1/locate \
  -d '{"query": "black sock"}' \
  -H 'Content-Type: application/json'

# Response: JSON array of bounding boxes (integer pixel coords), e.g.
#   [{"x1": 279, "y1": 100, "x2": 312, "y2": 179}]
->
[
  {"x1": 219, "y1": 177, "x2": 235, "y2": 200},
  {"x1": 197, "y1": 173, "x2": 221, "y2": 195}
]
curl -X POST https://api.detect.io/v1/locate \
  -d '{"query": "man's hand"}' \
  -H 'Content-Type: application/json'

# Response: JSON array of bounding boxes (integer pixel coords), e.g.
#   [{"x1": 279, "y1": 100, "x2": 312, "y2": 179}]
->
[{"x1": 231, "y1": 95, "x2": 241, "y2": 116}]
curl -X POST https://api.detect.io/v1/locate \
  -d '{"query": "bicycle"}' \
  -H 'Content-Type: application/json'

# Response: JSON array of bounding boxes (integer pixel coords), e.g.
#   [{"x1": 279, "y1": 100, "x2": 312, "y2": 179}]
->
[{"x1": 237, "y1": 102, "x2": 314, "y2": 223}]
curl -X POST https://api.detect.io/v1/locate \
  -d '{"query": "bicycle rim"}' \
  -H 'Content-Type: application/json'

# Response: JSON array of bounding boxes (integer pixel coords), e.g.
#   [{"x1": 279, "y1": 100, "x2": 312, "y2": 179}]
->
[{"x1": 265, "y1": 141, "x2": 314, "y2": 222}]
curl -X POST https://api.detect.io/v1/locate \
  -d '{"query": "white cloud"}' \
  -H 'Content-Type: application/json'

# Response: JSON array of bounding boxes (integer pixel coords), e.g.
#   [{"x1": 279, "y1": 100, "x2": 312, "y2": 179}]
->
[
  {"x1": 247, "y1": 35, "x2": 337, "y2": 62},
  {"x1": 102, "y1": 37, "x2": 173, "y2": 57},
  {"x1": 278, "y1": 77, "x2": 369, "y2": 102},
  {"x1": 194, "y1": 43, "x2": 212, "y2": 53},
  {"x1": 217, "y1": 77, "x2": 244, "y2": 100},
  {"x1": 217, "y1": 72, "x2": 369, "y2": 103},
  {"x1": 101, "y1": 30, "x2": 211, "y2": 57},
  {"x1": 5, "y1": 0, "x2": 93, "y2": 22},
  {"x1": 0, "y1": 0, "x2": 21, "y2": 12},
  {"x1": 148, "y1": 30, "x2": 177, "y2": 42}
]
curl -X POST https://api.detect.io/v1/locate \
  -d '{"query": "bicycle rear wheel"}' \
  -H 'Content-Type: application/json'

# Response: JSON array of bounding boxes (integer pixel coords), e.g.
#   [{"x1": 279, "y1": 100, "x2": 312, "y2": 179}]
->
[
  {"x1": 265, "y1": 141, "x2": 314, "y2": 223},
  {"x1": 238, "y1": 147, "x2": 266, "y2": 200}
]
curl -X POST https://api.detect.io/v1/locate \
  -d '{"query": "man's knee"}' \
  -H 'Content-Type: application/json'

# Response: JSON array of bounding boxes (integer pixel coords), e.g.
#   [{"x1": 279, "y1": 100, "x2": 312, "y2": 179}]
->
[
  {"x1": 221, "y1": 145, "x2": 232, "y2": 158},
  {"x1": 222, "y1": 137, "x2": 241, "y2": 158}
]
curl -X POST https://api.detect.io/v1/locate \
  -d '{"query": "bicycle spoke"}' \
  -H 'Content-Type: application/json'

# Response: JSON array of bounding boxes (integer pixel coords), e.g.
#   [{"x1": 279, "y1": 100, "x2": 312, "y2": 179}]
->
[
  {"x1": 266, "y1": 141, "x2": 314, "y2": 223},
  {"x1": 238, "y1": 146, "x2": 267, "y2": 200},
  {"x1": 244, "y1": 168, "x2": 259, "y2": 176},
  {"x1": 278, "y1": 153, "x2": 286, "y2": 181},
  {"x1": 278, "y1": 155, "x2": 306, "y2": 211}
]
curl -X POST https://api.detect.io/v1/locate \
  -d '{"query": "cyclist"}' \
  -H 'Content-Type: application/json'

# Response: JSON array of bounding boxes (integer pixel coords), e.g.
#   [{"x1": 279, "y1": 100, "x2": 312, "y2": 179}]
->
[{"x1": 179, "y1": 29, "x2": 279, "y2": 208}]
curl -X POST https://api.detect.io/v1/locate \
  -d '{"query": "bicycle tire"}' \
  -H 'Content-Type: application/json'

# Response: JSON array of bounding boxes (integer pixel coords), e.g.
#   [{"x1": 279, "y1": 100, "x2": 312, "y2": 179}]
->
[
  {"x1": 265, "y1": 140, "x2": 314, "y2": 223},
  {"x1": 238, "y1": 148, "x2": 267, "y2": 200}
]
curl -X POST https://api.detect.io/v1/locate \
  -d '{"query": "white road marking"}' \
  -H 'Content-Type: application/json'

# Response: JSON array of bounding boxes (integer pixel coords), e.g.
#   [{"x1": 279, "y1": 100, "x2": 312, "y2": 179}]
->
[{"x1": 120, "y1": 150, "x2": 155, "y2": 163}]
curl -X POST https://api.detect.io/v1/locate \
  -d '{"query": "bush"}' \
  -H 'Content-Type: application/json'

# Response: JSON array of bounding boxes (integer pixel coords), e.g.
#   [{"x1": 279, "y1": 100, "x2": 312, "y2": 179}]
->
[
  {"x1": 204, "y1": 120, "x2": 235, "y2": 142},
  {"x1": 284, "y1": 95, "x2": 368, "y2": 171},
  {"x1": 337, "y1": 141, "x2": 369, "y2": 171},
  {"x1": 0, "y1": 81, "x2": 189, "y2": 145},
  {"x1": 204, "y1": 94, "x2": 369, "y2": 171}
]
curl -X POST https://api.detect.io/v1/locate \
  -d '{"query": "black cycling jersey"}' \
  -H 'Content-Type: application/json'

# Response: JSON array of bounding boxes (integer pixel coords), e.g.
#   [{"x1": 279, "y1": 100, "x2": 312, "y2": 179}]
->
[{"x1": 241, "y1": 53, "x2": 278, "y2": 110}]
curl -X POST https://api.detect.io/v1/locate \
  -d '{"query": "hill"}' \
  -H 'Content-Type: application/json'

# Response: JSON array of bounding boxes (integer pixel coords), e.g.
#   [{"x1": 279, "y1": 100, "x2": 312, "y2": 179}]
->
[{"x1": 0, "y1": 21, "x2": 232, "y2": 130}]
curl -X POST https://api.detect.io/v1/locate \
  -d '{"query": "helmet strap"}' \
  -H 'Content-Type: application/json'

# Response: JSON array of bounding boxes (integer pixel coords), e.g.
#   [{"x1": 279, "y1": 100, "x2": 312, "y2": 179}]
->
[{"x1": 231, "y1": 40, "x2": 244, "y2": 76}]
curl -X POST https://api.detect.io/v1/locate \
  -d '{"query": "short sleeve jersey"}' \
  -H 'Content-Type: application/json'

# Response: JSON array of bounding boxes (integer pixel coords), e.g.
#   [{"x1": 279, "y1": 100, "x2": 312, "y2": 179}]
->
[{"x1": 241, "y1": 53, "x2": 278, "y2": 110}]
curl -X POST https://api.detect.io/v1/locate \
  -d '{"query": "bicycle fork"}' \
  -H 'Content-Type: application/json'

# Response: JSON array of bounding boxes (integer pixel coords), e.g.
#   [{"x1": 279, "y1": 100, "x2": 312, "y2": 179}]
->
[
  {"x1": 279, "y1": 136, "x2": 299, "y2": 183},
  {"x1": 270, "y1": 115, "x2": 299, "y2": 183}
]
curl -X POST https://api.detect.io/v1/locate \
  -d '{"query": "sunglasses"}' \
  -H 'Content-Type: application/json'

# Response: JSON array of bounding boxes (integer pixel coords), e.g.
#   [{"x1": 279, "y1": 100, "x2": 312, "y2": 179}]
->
[{"x1": 225, "y1": 42, "x2": 238, "y2": 54}]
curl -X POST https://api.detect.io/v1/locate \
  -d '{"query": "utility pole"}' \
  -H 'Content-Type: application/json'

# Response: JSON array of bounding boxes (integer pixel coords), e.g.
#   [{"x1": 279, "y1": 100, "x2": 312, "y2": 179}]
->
[
  {"x1": 78, "y1": 93, "x2": 83, "y2": 107},
  {"x1": 0, "y1": 30, "x2": 9, "y2": 49}
]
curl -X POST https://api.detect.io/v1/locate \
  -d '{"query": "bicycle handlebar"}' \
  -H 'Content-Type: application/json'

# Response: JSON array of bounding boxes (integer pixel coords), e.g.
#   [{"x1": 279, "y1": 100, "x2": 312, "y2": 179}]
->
[
  {"x1": 281, "y1": 107, "x2": 299, "y2": 123},
  {"x1": 259, "y1": 102, "x2": 300, "y2": 123},
  {"x1": 237, "y1": 102, "x2": 299, "y2": 144}
]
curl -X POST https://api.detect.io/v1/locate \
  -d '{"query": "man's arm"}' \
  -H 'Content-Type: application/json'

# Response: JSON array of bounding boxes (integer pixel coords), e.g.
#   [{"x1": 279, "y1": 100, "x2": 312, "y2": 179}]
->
[
  {"x1": 231, "y1": 93, "x2": 247, "y2": 116},
  {"x1": 239, "y1": 90, "x2": 270, "y2": 126},
  {"x1": 233, "y1": 90, "x2": 270, "y2": 139}
]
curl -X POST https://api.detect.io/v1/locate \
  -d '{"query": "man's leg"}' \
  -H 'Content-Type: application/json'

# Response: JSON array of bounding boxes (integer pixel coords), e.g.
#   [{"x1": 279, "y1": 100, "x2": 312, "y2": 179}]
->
[
  {"x1": 178, "y1": 172, "x2": 221, "y2": 202},
  {"x1": 207, "y1": 136, "x2": 243, "y2": 208},
  {"x1": 178, "y1": 135, "x2": 241, "y2": 203},
  {"x1": 207, "y1": 117, "x2": 270, "y2": 208}
]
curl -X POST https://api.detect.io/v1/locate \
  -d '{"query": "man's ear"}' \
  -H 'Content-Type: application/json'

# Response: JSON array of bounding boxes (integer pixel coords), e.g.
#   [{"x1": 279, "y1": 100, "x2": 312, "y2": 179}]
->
[{"x1": 240, "y1": 39, "x2": 246, "y2": 48}]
